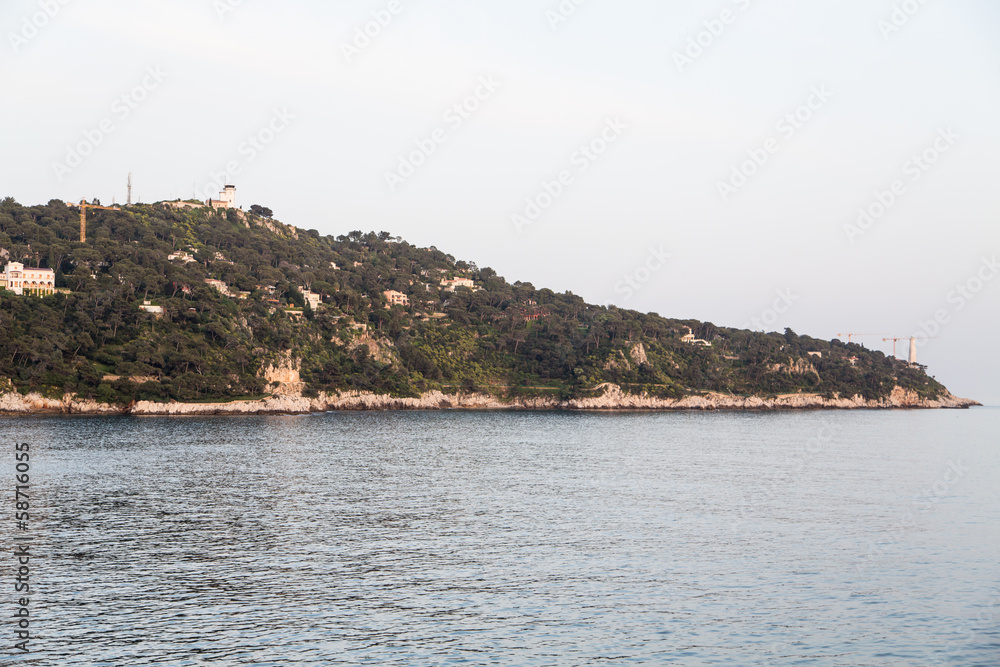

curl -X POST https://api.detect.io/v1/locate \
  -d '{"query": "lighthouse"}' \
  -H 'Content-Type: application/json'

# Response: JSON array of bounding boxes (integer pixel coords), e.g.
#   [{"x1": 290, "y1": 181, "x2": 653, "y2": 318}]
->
[{"x1": 207, "y1": 185, "x2": 237, "y2": 209}]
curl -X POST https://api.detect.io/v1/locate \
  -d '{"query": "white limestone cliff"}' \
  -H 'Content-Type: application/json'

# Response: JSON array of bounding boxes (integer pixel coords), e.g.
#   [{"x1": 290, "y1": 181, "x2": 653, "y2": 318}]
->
[{"x1": 0, "y1": 384, "x2": 980, "y2": 416}]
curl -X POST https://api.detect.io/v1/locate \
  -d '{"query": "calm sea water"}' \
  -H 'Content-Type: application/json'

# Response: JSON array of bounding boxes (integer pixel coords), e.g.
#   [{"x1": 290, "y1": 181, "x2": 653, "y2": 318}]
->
[{"x1": 1, "y1": 409, "x2": 998, "y2": 666}]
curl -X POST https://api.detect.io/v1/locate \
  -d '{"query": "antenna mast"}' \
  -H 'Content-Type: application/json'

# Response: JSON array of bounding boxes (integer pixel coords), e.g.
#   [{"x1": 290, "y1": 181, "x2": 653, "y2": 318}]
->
[{"x1": 127, "y1": 173, "x2": 133, "y2": 206}]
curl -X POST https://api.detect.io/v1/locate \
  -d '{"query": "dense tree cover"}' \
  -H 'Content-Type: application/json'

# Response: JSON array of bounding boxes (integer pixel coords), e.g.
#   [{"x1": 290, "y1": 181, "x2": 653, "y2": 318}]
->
[{"x1": 0, "y1": 196, "x2": 946, "y2": 404}]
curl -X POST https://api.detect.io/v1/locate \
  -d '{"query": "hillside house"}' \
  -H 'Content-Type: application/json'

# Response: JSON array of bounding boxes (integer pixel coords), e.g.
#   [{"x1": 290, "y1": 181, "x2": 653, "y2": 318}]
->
[
  {"x1": 204, "y1": 279, "x2": 233, "y2": 297},
  {"x1": 441, "y1": 277, "x2": 475, "y2": 292},
  {"x1": 140, "y1": 300, "x2": 165, "y2": 317},
  {"x1": 681, "y1": 327, "x2": 712, "y2": 347},
  {"x1": 1, "y1": 262, "x2": 55, "y2": 296},
  {"x1": 383, "y1": 290, "x2": 409, "y2": 307},
  {"x1": 168, "y1": 251, "x2": 196, "y2": 263},
  {"x1": 300, "y1": 288, "x2": 322, "y2": 310}
]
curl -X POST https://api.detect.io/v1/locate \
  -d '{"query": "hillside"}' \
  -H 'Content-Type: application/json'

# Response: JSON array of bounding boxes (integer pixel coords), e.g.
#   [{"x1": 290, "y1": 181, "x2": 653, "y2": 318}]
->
[{"x1": 0, "y1": 197, "x2": 967, "y2": 410}]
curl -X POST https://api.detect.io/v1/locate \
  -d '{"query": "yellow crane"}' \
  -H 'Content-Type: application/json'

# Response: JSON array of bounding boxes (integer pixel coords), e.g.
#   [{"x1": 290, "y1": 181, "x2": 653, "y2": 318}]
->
[{"x1": 68, "y1": 200, "x2": 120, "y2": 243}]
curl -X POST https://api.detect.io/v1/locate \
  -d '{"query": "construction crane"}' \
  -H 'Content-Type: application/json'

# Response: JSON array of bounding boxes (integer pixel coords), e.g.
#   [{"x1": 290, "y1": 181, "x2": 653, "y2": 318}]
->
[
  {"x1": 68, "y1": 200, "x2": 120, "y2": 243},
  {"x1": 883, "y1": 337, "x2": 909, "y2": 359},
  {"x1": 884, "y1": 336, "x2": 937, "y2": 365},
  {"x1": 837, "y1": 333, "x2": 887, "y2": 344}
]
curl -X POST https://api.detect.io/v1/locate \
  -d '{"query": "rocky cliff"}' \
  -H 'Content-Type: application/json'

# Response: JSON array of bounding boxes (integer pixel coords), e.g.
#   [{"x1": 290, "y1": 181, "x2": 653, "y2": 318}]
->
[{"x1": 0, "y1": 384, "x2": 980, "y2": 416}]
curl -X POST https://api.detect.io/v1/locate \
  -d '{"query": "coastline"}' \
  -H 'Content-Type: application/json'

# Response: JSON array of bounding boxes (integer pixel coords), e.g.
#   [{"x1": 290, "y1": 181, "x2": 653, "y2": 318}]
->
[{"x1": 0, "y1": 384, "x2": 981, "y2": 416}]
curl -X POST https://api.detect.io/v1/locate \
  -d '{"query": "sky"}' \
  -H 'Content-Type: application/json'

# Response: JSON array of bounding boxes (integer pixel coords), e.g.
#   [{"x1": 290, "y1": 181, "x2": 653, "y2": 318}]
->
[{"x1": 2, "y1": 0, "x2": 999, "y2": 403}]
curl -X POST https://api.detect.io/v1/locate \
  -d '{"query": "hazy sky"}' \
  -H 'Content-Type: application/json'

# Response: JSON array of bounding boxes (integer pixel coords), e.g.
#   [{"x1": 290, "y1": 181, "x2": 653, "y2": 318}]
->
[{"x1": 2, "y1": 0, "x2": 999, "y2": 402}]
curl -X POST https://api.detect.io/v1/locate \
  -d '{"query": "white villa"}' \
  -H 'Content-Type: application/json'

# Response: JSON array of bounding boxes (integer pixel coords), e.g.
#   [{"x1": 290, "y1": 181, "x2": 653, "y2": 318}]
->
[
  {"x1": 301, "y1": 288, "x2": 322, "y2": 310},
  {"x1": 140, "y1": 300, "x2": 165, "y2": 317},
  {"x1": 168, "y1": 251, "x2": 197, "y2": 263},
  {"x1": 1, "y1": 262, "x2": 55, "y2": 296},
  {"x1": 441, "y1": 277, "x2": 475, "y2": 292},
  {"x1": 681, "y1": 326, "x2": 712, "y2": 347}
]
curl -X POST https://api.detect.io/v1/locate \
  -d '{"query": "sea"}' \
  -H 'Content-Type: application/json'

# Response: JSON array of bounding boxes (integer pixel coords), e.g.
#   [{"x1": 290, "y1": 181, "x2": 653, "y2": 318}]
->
[{"x1": 1, "y1": 408, "x2": 998, "y2": 666}]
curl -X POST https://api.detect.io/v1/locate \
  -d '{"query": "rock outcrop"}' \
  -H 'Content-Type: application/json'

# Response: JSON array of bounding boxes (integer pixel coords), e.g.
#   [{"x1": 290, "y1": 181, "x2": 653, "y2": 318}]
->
[
  {"x1": 0, "y1": 392, "x2": 125, "y2": 415},
  {"x1": 0, "y1": 384, "x2": 981, "y2": 416},
  {"x1": 261, "y1": 352, "x2": 304, "y2": 395},
  {"x1": 348, "y1": 335, "x2": 397, "y2": 366},
  {"x1": 630, "y1": 342, "x2": 648, "y2": 366}
]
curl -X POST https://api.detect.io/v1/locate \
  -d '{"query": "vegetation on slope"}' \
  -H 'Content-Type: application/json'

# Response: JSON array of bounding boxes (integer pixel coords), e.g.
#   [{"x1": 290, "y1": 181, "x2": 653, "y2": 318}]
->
[{"x1": 0, "y1": 197, "x2": 946, "y2": 405}]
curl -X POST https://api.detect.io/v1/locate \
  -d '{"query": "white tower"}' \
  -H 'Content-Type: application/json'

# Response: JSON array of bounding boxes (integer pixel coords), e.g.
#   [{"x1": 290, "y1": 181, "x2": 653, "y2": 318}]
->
[
  {"x1": 221, "y1": 185, "x2": 236, "y2": 207},
  {"x1": 909, "y1": 337, "x2": 917, "y2": 365}
]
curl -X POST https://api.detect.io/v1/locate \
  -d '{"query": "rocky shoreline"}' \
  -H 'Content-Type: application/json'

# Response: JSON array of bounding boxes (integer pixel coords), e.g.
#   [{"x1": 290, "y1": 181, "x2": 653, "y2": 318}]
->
[{"x1": 0, "y1": 384, "x2": 981, "y2": 416}]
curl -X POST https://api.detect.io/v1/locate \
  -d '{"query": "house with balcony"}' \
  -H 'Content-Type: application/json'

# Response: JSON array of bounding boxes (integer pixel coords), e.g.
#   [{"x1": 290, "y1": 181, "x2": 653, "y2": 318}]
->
[
  {"x1": 383, "y1": 290, "x2": 409, "y2": 307},
  {"x1": 1, "y1": 262, "x2": 55, "y2": 296}
]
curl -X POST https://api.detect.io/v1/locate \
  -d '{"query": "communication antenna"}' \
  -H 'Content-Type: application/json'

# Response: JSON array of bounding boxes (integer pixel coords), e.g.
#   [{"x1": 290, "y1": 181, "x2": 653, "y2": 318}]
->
[{"x1": 127, "y1": 173, "x2": 133, "y2": 206}]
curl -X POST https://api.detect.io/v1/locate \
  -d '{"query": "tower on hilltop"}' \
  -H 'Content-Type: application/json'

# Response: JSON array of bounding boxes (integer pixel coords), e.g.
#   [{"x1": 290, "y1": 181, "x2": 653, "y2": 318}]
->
[{"x1": 208, "y1": 185, "x2": 237, "y2": 209}]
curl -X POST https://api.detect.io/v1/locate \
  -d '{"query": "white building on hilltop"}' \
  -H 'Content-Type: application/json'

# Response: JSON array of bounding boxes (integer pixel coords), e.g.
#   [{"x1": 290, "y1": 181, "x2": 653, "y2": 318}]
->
[
  {"x1": 208, "y1": 185, "x2": 237, "y2": 209},
  {"x1": 2, "y1": 262, "x2": 55, "y2": 296},
  {"x1": 681, "y1": 326, "x2": 712, "y2": 347}
]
